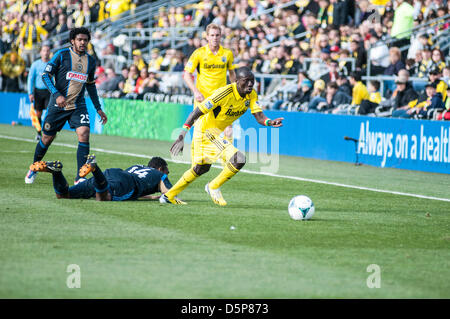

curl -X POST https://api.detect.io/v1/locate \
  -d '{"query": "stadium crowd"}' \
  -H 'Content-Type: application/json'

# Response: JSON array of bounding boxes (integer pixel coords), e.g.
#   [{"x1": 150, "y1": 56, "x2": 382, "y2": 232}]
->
[{"x1": 0, "y1": 0, "x2": 449, "y2": 120}]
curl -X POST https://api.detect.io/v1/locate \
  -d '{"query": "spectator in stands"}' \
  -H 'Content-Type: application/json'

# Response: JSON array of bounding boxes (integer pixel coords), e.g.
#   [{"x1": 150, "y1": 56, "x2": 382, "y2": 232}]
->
[
  {"x1": 349, "y1": 40, "x2": 367, "y2": 71},
  {"x1": 416, "y1": 82, "x2": 445, "y2": 119},
  {"x1": 288, "y1": 13, "x2": 306, "y2": 36},
  {"x1": 132, "y1": 49, "x2": 147, "y2": 71},
  {"x1": 320, "y1": 59, "x2": 340, "y2": 83},
  {"x1": 106, "y1": 0, "x2": 130, "y2": 21},
  {"x1": 390, "y1": 0, "x2": 415, "y2": 49},
  {"x1": 315, "y1": 81, "x2": 351, "y2": 113},
  {"x1": 417, "y1": 45, "x2": 433, "y2": 78},
  {"x1": 95, "y1": 66, "x2": 108, "y2": 86},
  {"x1": 134, "y1": 67, "x2": 149, "y2": 94},
  {"x1": 398, "y1": 82, "x2": 444, "y2": 119},
  {"x1": 428, "y1": 68, "x2": 448, "y2": 102},
  {"x1": 368, "y1": 32, "x2": 390, "y2": 75},
  {"x1": 121, "y1": 64, "x2": 139, "y2": 96},
  {"x1": 198, "y1": 4, "x2": 215, "y2": 28},
  {"x1": 98, "y1": 67, "x2": 122, "y2": 94},
  {"x1": 148, "y1": 48, "x2": 164, "y2": 71},
  {"x1": 289, "y1": 78, "x2": 313, "y2": 107},
  {"x1": 430, "y1": 48, "x2": 446, "y2": 73},
  {"x1": 390, "y1": 73, "x2": 420, "y2": 118},
  {"x1": 74, "y1": 0, "x2": 93, "y2": 27},
  {"x1": 132, "y1": 21, "x2": 149, "y2": 50},
  {"x1": 358, "y1": 80, "x2": 382, "y2": 115},
  {"x1": 142, "y1": 69, "x2": 160, "y2": 94},
  {"x1": 308, "y1": 79, "x2": 327, "y2": 111},
  {"x1": 160, "y1": 48, "x2": 177, "y2": 71},
  {"x1": 436, "y1": 86, "x2": 450, "y2": 120},
  {"x1": 384, "y1": 47, "x2": 406, "y2": 75},
  {"x1": 17, "y1": 14, "x2": 48, "y2": 66},
  {"x1": 349, "y1": 71, "x2": 369, "y2": 107},
  {"x1": 442, "y1": 66, "x2": 450, "y2": 85}
]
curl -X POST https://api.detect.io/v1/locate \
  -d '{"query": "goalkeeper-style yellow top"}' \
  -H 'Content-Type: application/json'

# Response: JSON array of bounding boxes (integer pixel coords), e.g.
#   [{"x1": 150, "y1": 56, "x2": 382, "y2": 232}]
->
[
  {"x1": 196, "y1": 83, "x2": 262, "y2": 134},
  {"x1": 184, "y1": 45, "x2": 235, "y2": 98}
]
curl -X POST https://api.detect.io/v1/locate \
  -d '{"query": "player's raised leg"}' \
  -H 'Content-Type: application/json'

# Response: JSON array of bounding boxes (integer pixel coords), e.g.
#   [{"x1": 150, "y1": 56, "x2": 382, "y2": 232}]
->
[
  {"x1": 206, "y1": 151, "x2": 246, "y2": 206},
  {"x1": 30, "y1": 160, "x2": 69, "y2": 198},
  {"x1": 25, "y1": 133, "x2": 56, "y2": 184},
  {"x1": 78, "y1": 154, "x2": 111, "y2": 201}
]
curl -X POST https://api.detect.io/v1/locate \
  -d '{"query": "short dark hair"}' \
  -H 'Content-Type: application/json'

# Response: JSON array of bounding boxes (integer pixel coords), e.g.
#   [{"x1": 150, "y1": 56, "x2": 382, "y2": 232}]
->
[
  {"x1": 370, "y1": 80, "x2": 380, "y2": 91},
  {"x1": 349, "y1": 71, "x2": 362, "y2": 82},
  {"x1": 327, "y1": 81, "x2": 338, "y2": 89},
  {"x1": 148, "y1": 157, "x2": 168, "y2": 170},
  {"x1": 70, "y1": 27, "x2": 91, "y2": 42}
]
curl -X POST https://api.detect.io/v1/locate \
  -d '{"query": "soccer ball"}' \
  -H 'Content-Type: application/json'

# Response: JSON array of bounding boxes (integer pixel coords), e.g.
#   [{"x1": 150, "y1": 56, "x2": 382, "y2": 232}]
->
[{"x1": 288, "y1": 195, "x2": 315, "y2": 220}]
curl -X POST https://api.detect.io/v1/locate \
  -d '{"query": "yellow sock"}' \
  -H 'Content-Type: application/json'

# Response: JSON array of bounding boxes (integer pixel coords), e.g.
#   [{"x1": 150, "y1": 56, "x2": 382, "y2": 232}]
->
[
  {"x1": 209, "y1": 162, "x2": 239, "y2": 189},
  {"x1": 165, "y1": 168, "x2": 198, "y2": 199}
]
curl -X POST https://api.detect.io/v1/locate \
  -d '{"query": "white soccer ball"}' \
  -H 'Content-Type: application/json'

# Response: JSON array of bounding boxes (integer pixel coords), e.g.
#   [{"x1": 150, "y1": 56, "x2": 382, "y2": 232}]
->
[{"x1": 288, "y1": 195, "x2": 315, "y2": 220}]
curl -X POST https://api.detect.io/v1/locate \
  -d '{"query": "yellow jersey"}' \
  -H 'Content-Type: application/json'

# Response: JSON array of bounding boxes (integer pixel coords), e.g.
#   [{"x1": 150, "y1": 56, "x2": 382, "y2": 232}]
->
[
  {"x1": 184, "y1": 45, "x2": 235, "y2": 98},
  {"x1": 196, "y1": 83, "x2": 262, "y2": 134},
  {"x1": 352, "y1": 81, "x2": 370, "y2": 105},
  {"x1": 369, "y1": 92, "x2": 382, "y2": 104}
]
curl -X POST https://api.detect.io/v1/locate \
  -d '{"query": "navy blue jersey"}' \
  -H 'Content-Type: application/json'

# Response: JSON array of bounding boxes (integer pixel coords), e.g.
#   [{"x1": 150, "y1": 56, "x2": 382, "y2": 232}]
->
[
  {"x1": 42, "y1": 47, "x2": 101, "y2": 111},
  {"x1": 125, "y1": 165, "x2": 172, "y2": 199},
  {"x1": 68, "y1": 165, "x2": 172, "y2": 201}
]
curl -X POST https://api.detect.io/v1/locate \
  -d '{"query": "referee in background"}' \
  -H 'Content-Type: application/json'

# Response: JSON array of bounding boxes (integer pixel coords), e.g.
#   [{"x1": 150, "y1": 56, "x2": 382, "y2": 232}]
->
[{"x1": 27, "y1": 43, "x2": 51, "y2": 140}]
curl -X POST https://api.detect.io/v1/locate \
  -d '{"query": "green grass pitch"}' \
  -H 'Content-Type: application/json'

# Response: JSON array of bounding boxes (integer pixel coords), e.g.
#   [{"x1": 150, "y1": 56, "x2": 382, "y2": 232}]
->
[{"x1": 0, "y1": 124, "x2": 449, "y2": 298}]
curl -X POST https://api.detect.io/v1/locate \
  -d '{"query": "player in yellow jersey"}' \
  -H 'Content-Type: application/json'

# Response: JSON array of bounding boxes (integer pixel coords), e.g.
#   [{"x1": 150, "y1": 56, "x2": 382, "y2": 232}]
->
[
  {"x1": 160, "y1": 67, "x2": 284, "y2": 206},
  {"x1": 183, "y1": 23, "x2": 236, "y2": 144}
]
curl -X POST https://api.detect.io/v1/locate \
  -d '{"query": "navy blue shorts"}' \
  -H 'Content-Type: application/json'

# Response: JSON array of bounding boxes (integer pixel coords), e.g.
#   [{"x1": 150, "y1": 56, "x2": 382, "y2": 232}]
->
[
  {"x1": 42, "y1": 105, "x2": 90, "y2": 136},
  {"x1": 68, "y1": 168, "x2": 136, "y2": 201}
]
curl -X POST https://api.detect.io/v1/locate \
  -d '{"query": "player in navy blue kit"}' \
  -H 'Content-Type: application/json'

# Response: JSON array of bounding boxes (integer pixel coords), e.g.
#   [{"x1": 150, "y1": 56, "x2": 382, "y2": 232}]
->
[
  {"x1": 25, "y1": 27, "x2": 107, "y2": 185},
  {"x1": 29, "y1": 155, "x2": 185, "y2": 203}
]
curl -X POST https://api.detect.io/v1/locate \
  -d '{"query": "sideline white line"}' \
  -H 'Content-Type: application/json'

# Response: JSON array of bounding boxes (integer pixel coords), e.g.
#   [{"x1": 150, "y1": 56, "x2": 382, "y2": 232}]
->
[{"x1": 2, "y1": 134, "x2": 449, "y2": 202}]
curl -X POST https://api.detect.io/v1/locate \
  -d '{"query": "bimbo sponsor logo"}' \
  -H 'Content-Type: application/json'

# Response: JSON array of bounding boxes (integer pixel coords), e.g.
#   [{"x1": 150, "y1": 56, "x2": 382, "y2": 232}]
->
[{"x1": 66, "y1": 71, "x2": 87, "y2": 83}]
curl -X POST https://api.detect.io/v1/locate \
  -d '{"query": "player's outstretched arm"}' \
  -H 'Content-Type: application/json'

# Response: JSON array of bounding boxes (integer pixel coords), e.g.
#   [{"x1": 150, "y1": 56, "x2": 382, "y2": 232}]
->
[
  {"x1": 252, "y1": 111, "x2": 284, "y2": 127},
  {"x1": 170, "y1": 107, "x2": 204, "y2": 156}
]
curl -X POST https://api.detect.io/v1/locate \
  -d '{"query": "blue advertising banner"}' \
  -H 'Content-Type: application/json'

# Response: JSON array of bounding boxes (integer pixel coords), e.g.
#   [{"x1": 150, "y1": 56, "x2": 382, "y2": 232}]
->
[
  {"x1": 1, "y1": 92, "x2": 448, "y2": 174},
  {"x1": 0, "y1": 92, "x2": 103, "y2": 134},
  {"x1": 235, "y1": 111, "x2": 450, "y2": 174}
]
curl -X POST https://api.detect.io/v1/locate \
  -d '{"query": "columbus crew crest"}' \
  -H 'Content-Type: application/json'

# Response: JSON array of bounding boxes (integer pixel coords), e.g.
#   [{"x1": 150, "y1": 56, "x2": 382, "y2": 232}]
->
[
  {"x1": 245, "y1": 100, "x2": 250, "y2": 107},
  {"x1": 221, "y1": 56, "x2": 226, "y2": 63}
]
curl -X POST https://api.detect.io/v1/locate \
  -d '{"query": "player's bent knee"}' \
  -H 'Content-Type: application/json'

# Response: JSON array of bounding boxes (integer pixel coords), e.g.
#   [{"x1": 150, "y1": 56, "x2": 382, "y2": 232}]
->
[
  {"x1": 77, "y1": 127, "x2": 90, "y2": 142},
  {"x1": 41, "y1": 134, "x2": 55, "y2": 146},
  {"x1": 230, "y1": 151, "x2": 246, "y2": 170},
  {"x1": 193, "y1": 164, "x2": 211, "y2": 176}
]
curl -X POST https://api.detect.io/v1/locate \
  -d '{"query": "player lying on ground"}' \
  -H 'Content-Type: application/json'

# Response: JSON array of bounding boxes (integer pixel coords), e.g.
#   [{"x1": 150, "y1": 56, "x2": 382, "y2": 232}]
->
[
  {"x1": 160, "y1": 66, "x2": 283, "y2": 206},
  {"x1": 30, "y1": 154, "x2": 184, "y2": 202}
]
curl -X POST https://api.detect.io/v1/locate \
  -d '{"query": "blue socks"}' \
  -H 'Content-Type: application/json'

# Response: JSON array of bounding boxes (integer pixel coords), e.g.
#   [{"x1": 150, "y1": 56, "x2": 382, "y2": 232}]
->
[
  {"x1": 33, "y1": 140, "x2": 48, "y2": 163},
  {"x1": 76, "y1": 142, "x2": 90, "y2": 181},
  {"x1": 91, "y1": 165, "x2": 108, "y2": 193},
  {"x1": 52, "y1": 171, "x2": 69, "y2": 195}
]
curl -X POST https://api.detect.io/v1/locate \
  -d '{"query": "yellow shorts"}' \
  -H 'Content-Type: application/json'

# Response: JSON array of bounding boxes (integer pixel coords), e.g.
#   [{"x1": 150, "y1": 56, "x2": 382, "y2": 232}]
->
[{"x1": 191, "y1": 129, "x2": 238, "y2": 165}]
